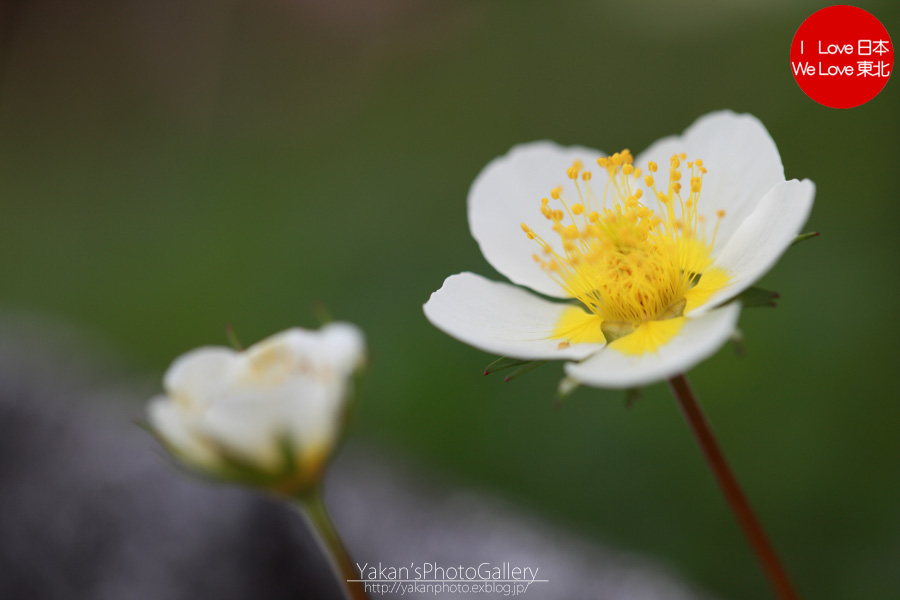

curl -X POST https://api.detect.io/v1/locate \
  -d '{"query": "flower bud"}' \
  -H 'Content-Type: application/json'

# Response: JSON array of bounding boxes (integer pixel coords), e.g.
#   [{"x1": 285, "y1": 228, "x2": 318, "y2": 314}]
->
[{"x1": 146, "y1": 323, "x2": 366, "y2": 496}]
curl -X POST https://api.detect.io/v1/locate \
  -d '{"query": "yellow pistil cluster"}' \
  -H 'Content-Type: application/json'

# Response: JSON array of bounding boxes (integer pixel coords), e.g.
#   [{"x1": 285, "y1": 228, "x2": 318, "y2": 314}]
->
[{"x1": 521, "y1": 150, "x2": 727, "y2": 346}]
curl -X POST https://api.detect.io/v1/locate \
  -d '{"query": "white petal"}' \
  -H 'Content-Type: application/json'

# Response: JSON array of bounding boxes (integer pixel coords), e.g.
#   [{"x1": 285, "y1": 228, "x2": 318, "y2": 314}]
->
[
  {"x1": 146, "y1": 397, "x2": 218, "y2": 468},
  {"x1": 423, "y1": 272, "x2": 606, "y2": 360},
  {"x1": 564, "y1": 303, "x2": 741, "y2": 389},
  {"x1": 635, "y1": 111, "x2": 785, "y2": 252},
  {"x1": 163, "y1": 346, "x2": 239, "y2": 408},
  {"x1": 468, "y1": 141, "x2": 609, "y2": 298},
  {"x1": 196, "y1": 394, "x2": 286, "y2": 469},
  {"x1": 196, "y1": 380, "x2": 343, "y2": 470},
  {"x1": 692, "y1": 179, "x2": 815, "y2": 314},
  {"x1": 279, "y1": 380, "x2": 344, "y2": 456},
  {"x1": 316, "y1": 322, "x2": 367, "y2": 374},
  {"x1": 244, "y1": 323, "x2": 366, "y2": 379}
]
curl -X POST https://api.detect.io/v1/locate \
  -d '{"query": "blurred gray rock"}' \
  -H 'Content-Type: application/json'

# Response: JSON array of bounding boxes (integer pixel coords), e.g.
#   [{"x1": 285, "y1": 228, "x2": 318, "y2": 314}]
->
[{"x1": 0, "y1": 316, "x2": 714, "y2": 600}]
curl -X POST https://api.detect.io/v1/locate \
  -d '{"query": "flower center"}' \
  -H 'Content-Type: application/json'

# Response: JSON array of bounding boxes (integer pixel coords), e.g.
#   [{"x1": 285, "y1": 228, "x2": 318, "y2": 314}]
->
[{"x1": 521, "y1": 150, "x2": 730, "y2": 352}]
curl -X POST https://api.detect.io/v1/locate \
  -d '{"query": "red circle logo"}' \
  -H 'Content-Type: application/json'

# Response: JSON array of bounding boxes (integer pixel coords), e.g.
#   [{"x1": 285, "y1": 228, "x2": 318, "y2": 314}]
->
[{"x1": 791, "y1": 5, "x2": 893, "y2": 109}]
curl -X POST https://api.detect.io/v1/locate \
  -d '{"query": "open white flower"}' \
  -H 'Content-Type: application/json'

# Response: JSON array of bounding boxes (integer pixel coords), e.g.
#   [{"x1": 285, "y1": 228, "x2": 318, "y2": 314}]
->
[
  {"x1": 147, "y1": 323, "x2": 366, "y2": 493},
  {"x1": 424, "y1": 111, "x2": 814, "y2": 388}
]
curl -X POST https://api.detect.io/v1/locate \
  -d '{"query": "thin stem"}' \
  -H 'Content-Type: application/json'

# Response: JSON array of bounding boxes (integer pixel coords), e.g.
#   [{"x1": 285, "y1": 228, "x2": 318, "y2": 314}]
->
[
  {"x1": 667, "y1": 374, "x2": 799, "y2": 600},
  {"x1": 297, "y1": 488, "x2": 369, "y2": 600}
]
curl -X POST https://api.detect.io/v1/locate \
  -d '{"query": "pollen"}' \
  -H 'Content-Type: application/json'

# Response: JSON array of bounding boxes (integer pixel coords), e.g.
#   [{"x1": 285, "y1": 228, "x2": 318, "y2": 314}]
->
[{"x1": 522, "y1": 150, "x2": 731, "y2": 348}]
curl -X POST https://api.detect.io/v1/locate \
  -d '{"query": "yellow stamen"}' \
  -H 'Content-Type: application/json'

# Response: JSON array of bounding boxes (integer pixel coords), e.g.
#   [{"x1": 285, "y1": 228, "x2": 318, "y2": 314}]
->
[{"x1": 519, "y1": 150, "x2": 731, "y2": 354}]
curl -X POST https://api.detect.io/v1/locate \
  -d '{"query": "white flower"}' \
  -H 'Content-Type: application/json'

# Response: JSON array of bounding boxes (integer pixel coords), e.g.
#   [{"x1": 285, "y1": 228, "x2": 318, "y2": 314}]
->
[
  {"x1": 147, "y1": 323, "x2": 366, "y2": 492},
  {"x1": 424, "y1": 111, "x2": 815, "y2": 388}
]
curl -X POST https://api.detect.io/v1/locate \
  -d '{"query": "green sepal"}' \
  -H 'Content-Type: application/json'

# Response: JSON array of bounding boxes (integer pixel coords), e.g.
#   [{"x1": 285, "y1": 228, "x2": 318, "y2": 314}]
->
[
  {"x1": 730, "y1": 328, "x2": 745, "y2": 358},
  {"x1": 791, "y1": 231, "x2": 820, "y2": 247},
  {"x1": 140, "y1": 419, "x2": 310, "y2": 492},
  {"x1": 224, "y1": 323, "x2": 244, "y2": 351},
  {"x1": 277, "y1": 435, "x2": 298, "y2": 477},
  {"x1": 484, "y1": 356, "x2": 533, "y2": 376},
  {"x1": 554, "y1": 376, "x2": 581, "y2": 405},
  {"x1": 200, "y1": 439, "x2": 292, "y2": 486},
  {"x1": 735, "y1": 286, "x2": 780, "y2": 308},
  {"x1": 312, "y1": 302, "x2": 334, "y2": 325},
  {"x1": 503, "y1": 360, "x2": 547, "y2": 382}
]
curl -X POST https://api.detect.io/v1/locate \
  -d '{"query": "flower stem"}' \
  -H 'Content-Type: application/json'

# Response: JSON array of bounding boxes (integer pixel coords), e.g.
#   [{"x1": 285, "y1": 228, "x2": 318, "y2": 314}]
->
[
  {"x1": 667, "y1": 374, "x2": 799, "y2": 600},
  {"x1": 297, "y1": 488, "x2": 369, "y2": 600}
]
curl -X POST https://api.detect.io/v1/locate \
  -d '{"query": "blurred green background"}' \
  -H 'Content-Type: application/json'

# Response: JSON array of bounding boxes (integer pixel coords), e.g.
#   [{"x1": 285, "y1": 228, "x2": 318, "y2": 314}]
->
[{"x1": 1, "y1": 0, "x2": 898, "y2": 598}]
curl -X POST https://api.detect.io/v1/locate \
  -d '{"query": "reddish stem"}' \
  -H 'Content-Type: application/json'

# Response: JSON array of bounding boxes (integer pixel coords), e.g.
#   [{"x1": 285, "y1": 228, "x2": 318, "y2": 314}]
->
[{"x1": 668, "y1": 374, "x2": 800, "y2": 600}]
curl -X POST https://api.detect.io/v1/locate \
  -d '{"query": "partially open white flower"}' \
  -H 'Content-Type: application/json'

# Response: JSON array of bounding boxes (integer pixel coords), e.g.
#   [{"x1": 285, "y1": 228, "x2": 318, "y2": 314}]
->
[
  {"x1": 147, "y1": 323, "x2": 366, "y2": 494},
  {"x1": 424, "y1": 111, "x2": 815, "y2": 388}
]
